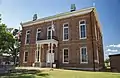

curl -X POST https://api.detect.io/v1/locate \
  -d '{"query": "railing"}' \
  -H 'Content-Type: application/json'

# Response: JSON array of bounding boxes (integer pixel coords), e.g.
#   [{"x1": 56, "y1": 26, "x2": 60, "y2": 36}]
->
[{"x1": 37, "y1": 36, "x2": 58, "y2": 41}]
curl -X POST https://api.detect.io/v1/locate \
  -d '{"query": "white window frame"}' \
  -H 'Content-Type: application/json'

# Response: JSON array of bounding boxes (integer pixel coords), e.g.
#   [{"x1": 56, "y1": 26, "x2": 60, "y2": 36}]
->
[
  {"x1": 63, "y1": 48, "x2": 69, "y2": 64},
  {"x1": 35, "y1": 50, "x2": 40, "y2": 62},
  {"x1": 36, "y1": 28, "x2": 41, "y2": 41},
  {"x1": 79, "y1": 20, "x2": 87, "y2": 39},
  {"x1": 25, "y1": 30, "x2": 30, "y2": 44},
  {"x1": 63, "y1": 23, "x2": 69, "y2": 41},
  {"x1": 47, "y1": 26, "x2": 52, "y2": 39},
  {"x1": 80, "y1": 47, "x2": 88, "y2": 64},
  {"x1": 23, "y1": 51, "x2": 28, "y2": 63}
]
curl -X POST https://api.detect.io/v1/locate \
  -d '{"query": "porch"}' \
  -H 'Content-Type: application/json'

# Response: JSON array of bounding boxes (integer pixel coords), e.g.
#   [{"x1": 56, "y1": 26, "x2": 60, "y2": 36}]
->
[{"x1": 33, "y1": 39, "x2": 58, "y2": 67}]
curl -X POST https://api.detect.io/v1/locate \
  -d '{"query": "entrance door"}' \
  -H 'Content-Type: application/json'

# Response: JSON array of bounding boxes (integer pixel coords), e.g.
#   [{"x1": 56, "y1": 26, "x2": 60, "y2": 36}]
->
[{"x1": 46, "y1": 50, "x2": 54, "y2": 63}]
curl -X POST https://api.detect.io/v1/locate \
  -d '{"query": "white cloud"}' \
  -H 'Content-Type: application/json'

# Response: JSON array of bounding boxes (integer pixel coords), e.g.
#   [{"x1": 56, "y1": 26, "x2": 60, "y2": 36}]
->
[
  {"x1": 106, "y1": 49, "x2": 118, "y2": 52},
  {"x1": 106, "y1": 44, "x2": 120, "y2": 48}
]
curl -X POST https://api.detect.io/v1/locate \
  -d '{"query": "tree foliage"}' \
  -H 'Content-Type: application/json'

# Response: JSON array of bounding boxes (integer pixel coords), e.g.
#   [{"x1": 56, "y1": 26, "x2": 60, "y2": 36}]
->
[
  {"x1": 104, "y1": 58, "x2": 110, "y2": 63},
  {"x1": 0, "y1": 24, "x2": 15, "y2": 55},
  {"x1": 104, "y1": 58, "x2": 110, "y2": 67},
  {"x1": 0, "y1": 15, "x2": 21, "y2": 65}
]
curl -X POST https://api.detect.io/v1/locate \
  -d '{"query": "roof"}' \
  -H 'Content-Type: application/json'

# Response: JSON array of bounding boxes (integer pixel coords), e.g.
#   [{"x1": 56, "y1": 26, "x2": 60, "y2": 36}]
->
[
  {"x1": 21, "y1": 7, "x2": 95, "y2": 27},
  {"x1": 109, "y1": 54, "x2": 120, "y2": 57}
]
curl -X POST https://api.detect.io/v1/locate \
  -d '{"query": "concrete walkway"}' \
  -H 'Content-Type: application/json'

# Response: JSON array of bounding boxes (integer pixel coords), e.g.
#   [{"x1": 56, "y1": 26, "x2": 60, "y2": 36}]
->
[{"x1": 15, "y1": 67, "x2": 52, "y2": 71}]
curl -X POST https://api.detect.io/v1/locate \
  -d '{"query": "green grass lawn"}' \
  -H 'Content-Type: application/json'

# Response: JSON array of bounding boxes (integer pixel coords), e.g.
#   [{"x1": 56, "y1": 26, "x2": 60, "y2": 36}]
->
[{"x1": 0, "y1": 69, "x2": 120, "y2": 78}]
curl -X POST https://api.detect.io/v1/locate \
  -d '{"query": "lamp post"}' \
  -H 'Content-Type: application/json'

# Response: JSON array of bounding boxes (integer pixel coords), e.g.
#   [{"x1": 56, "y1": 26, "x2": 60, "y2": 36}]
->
[{"x1": 14, "y1": 41, "x2": 17, "y2": 66}]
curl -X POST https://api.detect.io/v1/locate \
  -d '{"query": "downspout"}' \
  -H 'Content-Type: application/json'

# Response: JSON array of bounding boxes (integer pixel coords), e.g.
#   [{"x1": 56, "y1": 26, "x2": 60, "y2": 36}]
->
[{"x1": 90, "y1": 8, "x2": 95, "y2": 71}]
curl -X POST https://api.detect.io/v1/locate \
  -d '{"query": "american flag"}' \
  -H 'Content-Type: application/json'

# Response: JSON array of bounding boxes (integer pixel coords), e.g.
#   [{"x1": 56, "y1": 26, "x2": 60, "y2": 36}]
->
[{"x1": 51, "y1": 21, "x2": 55, "y2": 31}]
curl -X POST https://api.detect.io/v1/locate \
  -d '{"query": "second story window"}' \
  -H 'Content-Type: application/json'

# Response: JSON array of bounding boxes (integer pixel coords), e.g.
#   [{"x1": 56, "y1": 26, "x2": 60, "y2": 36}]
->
[
  {"x1": 25, "y1": 30, "x2": 30, "y2": 44},
  {"x1": 36, "y1": 29, "x2": 41, "y2": 41},
  {"x1": 79, "y1": 20, "x2": 86, "y2": 39},
  {"x1": 47, "y1": 26, "x2": 52, "y2": 39},
  {"x1": 63, "y1": 23, "x2": 69, "y2": 41}
]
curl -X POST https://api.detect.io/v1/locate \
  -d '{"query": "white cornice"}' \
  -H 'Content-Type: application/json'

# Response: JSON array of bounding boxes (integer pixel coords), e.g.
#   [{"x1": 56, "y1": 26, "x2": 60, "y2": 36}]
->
[
  {"x1": 36, "y1": 39, "x2": 58, "y2": 46},
  {"x1": 21, "y1": 7, "x2": 94, "y2": 27}
]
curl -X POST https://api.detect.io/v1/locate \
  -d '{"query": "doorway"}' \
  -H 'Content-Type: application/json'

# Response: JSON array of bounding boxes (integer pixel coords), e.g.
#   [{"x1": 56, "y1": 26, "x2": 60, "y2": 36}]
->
[{"x1": 46, "y1": 50, "x2": 54, "y2": 63}]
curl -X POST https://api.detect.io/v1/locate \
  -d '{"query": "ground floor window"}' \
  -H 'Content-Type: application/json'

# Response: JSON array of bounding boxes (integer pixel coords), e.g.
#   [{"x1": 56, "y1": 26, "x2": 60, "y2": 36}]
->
[
  {"x1": 96, "y1": 48, "x2": 99, "y2": 63},
  {"x1": 24, "y1": 52, "x2": 28, "y2": 62},
  {"x1": 63, "y1": 48, "x2": 69, "y2": 63},
  {"x1": 80, "y1": 47, "x2": 88, "y2": 63}
]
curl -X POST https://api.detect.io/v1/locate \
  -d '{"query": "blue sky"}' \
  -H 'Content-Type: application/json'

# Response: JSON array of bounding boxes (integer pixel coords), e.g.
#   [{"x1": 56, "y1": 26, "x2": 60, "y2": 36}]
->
[{"x1": 0, "y1": 0, "x2": 120, "y2": 59}]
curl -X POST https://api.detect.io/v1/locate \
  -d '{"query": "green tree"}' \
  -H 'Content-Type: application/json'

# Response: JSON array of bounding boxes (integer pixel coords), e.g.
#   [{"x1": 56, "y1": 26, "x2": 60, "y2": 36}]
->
[
  {"x1": 104, "y1": 58, "x2": 110, "y2": 67},
  {"x1": 0, "y1": 16, "x2": 21, "y2": 65},
  {"x1": 0, "y1": 24, "x2": 15, "y2": 55},
  {"x1": 12, "y1": 28, "x2": 21, "y2": 65}
]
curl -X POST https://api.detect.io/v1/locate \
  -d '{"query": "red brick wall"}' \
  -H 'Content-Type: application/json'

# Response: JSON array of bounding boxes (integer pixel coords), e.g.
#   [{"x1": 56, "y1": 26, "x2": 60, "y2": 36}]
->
[{"x1": 19, "y1": 11, "x2": 104, "y2": 70}]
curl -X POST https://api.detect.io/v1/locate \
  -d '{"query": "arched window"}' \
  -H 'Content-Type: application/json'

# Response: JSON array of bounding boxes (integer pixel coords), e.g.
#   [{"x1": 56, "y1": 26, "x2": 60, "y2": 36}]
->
[
  {"x1": 25, "y1": 30, "x2": 30, "y2": 44},
  {"x1": 79, "y1": 20, "x2": 86, "y2": 39},
  {"x1": 63, "y1": 23, "x2": 69, "y2": 41},
  {"x1": 36, "y1": 28, "x2": 41, "y2": 41},
  {"x1": 47, "y1": 26, "x2": 52, "y2": 39}
]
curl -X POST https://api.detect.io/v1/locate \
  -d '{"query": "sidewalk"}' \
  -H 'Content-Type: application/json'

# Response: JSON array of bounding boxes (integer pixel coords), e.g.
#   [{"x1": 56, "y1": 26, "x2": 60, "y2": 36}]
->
[{"x1": 15, "y1": 67, "x2": 52, "y2": 71}]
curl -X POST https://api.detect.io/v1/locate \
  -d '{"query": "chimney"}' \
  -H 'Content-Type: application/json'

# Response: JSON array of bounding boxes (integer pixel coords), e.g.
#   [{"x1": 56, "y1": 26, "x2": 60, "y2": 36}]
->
[
  {"x1": 70, "y1": 4, "x2": 76, "y2": 12},
  {"x1": 33, "y1": 14, "x2": 37, "y2": 21}
]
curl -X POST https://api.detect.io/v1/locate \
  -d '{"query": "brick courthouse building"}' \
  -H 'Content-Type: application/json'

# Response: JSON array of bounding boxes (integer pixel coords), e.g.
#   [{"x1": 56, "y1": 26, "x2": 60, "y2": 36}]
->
[{"x1": 20, "y1": 7, "x2": 104, "y2": 70}]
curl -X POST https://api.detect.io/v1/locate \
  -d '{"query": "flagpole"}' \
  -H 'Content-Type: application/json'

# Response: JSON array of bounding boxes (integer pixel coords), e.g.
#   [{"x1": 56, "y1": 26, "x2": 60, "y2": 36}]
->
[
  {"x1": 50, "y1": 21, "x2": 53, "y2": 69},
  {"x1": 50, "y1": 21, "x2": 55, "y2": 70},
  {"x1": 92, "y1": 0, "x2": 96, "y2": 7},
  {"x1": 50, "y1": 28, "x2": 52, "y2": 68}
]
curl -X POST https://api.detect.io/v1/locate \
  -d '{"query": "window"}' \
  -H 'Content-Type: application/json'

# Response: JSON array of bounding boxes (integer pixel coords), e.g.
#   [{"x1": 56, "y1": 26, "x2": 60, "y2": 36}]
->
[
  {"x1": 79, "y1": 20, "x2": 86, "y2": 39},
  {"x1": 25, "y1": 30, "x2": 30, "y2": 44},
  {"x1": 80, "y1": 47, "x2": 88, "y2": 63},
  {"x1": 95, "y1": 25, "x2": 97, "y2": 40},
  {"x1": 96, "y1": 49, "x2": 99, "y2": 63},
  {"x1": 63, "y1": 23, "x2": 69, "y2": 41},
  {"x1": 35, "y1": 50, "x2": 40, "y2": 62},
  {"x1": 47, "y1": 26, "x2": 52, "y2": 39},
  {"x1": 36, "y1": 29, "x2": 41, "y2": 41},
  {"x1": 97, "y1": 30, "x2": 99, "y2": 40},
  {"x1": 63, "y1": 48, "x2": 69, "y2": 63},
  {"x1": 24, "y1": 52, "x2": 28, "y2": 62}
]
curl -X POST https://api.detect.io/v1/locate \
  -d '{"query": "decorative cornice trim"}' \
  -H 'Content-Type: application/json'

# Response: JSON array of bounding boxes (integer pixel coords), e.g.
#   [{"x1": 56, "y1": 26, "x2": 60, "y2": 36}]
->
[{"x1": 21, "y1": 7, "x2": 94, "y2": 27}]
